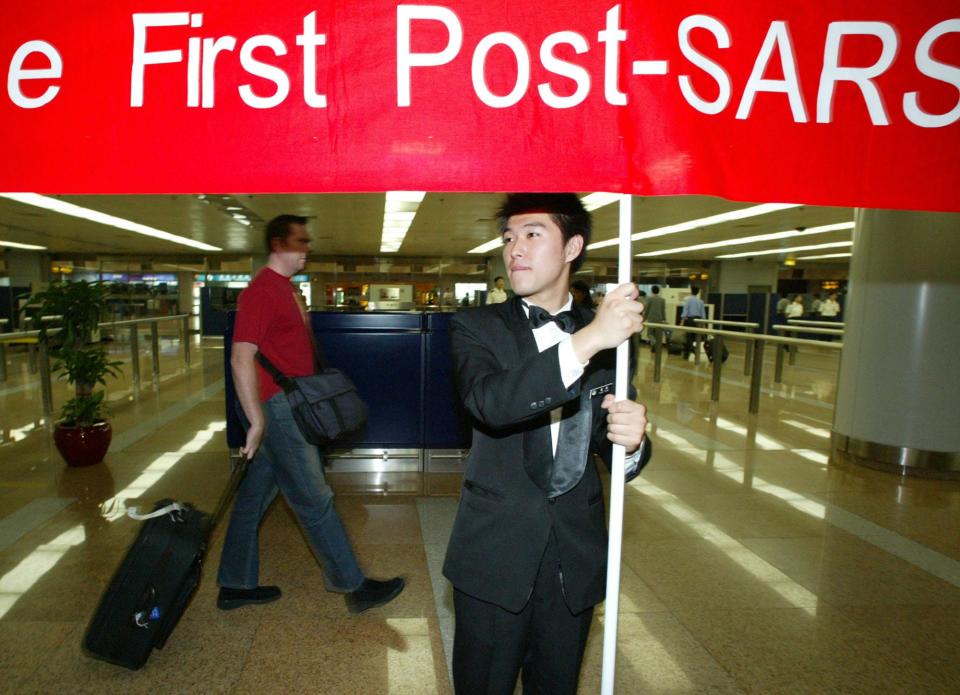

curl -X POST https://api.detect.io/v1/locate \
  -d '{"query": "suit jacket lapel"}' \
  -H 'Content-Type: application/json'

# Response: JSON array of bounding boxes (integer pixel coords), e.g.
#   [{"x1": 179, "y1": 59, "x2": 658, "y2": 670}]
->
[
  {"x1": 504, "y1": 297, "x2": 556, "y2": 493},
  {"x1": 548, "y1": 305, "x2": 594, "y2": 497}
]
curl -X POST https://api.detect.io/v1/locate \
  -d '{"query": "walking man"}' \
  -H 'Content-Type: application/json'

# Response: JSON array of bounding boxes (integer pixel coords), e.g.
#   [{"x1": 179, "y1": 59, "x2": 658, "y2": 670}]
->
[{"x1": 218, "y1": 214, "x2": 404, "y2": 613}]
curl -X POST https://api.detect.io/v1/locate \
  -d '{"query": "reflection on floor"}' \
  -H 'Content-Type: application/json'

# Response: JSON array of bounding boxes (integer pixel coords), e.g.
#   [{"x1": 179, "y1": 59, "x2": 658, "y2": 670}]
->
[{"x1": 1, "y1": 337, "x2": 958, "y2": 693}]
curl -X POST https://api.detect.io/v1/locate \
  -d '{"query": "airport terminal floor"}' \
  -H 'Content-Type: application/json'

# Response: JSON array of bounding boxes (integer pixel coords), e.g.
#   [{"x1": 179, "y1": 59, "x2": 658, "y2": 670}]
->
[{"x1": 1, "y1": 334, "x2": 959, "y2": 693}]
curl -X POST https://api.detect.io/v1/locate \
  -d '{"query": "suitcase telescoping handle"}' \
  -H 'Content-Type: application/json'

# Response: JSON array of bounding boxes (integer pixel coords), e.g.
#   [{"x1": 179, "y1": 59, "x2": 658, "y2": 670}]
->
[
  {"x1": 209, "y1": 453, "x2": 251, "y2": 532},
  {"x1": 125, "y1": 454, "x2": 249, "y2": 530}
]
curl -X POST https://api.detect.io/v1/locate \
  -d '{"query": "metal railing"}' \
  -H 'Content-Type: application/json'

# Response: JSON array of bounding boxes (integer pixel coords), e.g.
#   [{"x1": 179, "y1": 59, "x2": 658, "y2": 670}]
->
[
  {"x1": 773, "y1": 324, "x2": 844, "y2": 365},
  {"x1": 643, "y1": 321, "x2": 842, "y2": 414},
  {"x1": 694, "y1": 318, "x2": 759, "y2": 375},
  {"x1": 102, "y1": 315, "x2": 193, "y2": 392},
  {"x1": 787, "y1": 319, "x2": 845, "y2": 328},
  {"x1": 0, "y1": 314, "x2": 193, "y2": 417}
]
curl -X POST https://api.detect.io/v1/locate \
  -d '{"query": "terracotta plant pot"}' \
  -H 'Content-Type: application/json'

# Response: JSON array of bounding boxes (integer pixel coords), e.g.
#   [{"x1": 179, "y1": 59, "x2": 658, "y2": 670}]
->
[{"x1": 53, "y1": 421, "x2": 112, "y2": 467}]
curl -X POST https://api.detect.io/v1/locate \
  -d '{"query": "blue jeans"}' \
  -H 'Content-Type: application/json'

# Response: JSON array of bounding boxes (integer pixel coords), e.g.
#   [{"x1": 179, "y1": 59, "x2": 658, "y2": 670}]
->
[{"x1": 217, "y1": 392, "x2": 365, "y2": 592}]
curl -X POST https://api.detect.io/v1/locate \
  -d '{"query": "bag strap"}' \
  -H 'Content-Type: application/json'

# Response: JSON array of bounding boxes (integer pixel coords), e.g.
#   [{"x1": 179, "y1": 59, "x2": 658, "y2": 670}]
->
[
  {"x1": 126, "y1": 502, "x2": 186, "y2": 521},
  {"x1": 310, "y1": 337, "x2": 332, "y2": 371},
  {"x1": 124, "y1": 454, "x2": 249, "y2": 532},
  {"x1": 255, "y1": 351, "x2": 297, "y2": 392},
  {"x1": 255, "y1": 339, "x2": 332, "y2": 383}
]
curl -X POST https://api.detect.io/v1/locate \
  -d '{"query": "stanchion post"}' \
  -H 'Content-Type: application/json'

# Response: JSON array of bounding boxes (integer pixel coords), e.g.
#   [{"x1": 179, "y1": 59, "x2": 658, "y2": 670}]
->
[
  {"x1": 0, "y1": 343, "x2": 6, "y2": 382},
  {"x1": 789, "y1": 342, "x2": 797, "y2": 366},
  {"x1": 38, "y1": 339, "x2": 54, "y2": 419},
  {"x1": 28, "y1": 341, "x2": 38, "y2": 373},
  {"x1": 653, "y1": 328, "x2": 663, "y2": 383},
  {"x1": 150, "y1": 321, "x2": 161, "y2": 384},
  {"x1": 181, "y1": 316, "x2": 191, "y2": 371},
  {"x1": 774, "y1": 340, "x2": 785, "y2": 383},
  {"x1": 749, "y1": 338, "x2": 765, "y2": 414},
  {"x1": 710, "y1": 334, "x2": 723, "y2": 401},
  {"x1": 744, "y1": 327, "x2": 754, "y2": 376},
  {"x1": 129, "y1": 325, "x2": 141, "y2": 393}
]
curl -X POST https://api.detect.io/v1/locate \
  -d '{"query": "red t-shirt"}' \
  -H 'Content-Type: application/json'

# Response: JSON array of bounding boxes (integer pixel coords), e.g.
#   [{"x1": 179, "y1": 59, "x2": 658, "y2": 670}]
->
[{"x1": 233, "y1": 267, "x2": 315, "y2": 402}]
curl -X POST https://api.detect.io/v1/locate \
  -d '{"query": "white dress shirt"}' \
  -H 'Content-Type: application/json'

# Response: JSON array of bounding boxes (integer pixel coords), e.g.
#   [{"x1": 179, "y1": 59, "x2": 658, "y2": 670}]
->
[
  {"x1": 487, "y1": 287, "x2": 508, "y2": 304},
  {"x1": 521, "y1": 296, "x2": 643, "y2": 474}
]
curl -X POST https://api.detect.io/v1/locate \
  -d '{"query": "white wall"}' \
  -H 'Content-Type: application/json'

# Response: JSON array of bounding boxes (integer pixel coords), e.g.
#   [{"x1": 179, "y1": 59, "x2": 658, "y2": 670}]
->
[{"x1": 716, "y1": 260, "x2": 778, "y2": 294}]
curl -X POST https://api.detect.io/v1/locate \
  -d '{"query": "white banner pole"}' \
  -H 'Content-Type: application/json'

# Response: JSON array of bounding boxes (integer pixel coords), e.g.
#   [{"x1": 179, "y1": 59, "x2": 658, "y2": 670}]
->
[{"x1": 600, "y1": 193, "x2": 632, "y2": 695}]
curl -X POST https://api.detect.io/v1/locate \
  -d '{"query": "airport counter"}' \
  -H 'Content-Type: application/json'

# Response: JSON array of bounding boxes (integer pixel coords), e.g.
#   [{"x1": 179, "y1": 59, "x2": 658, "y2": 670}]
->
[{"x1": 224, "y1": 311, "x2": 471, "y2": 490}]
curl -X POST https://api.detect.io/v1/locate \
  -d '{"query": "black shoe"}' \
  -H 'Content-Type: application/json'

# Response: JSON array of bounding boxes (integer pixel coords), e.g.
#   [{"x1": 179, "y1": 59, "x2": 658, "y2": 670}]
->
[
  {"x1": 217, "y1": 585, "x2": 282, "y2": 610},
  {"x1": 346, "y1": 577, "x2": 405, "y2": 614}
]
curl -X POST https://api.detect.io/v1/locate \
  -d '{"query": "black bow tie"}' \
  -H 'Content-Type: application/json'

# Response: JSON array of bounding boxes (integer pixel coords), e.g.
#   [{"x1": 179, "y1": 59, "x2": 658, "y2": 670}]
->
[{"x1": 527, "y1": 305, "x2": 577, "y2": 333}]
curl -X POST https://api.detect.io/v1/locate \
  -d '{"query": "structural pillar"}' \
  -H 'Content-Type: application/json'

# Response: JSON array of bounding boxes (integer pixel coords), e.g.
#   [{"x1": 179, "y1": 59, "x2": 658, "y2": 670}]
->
[
  {"x1": 7, "y1": 250, "x2": 49, "y2": 289},
  {"x1": 832, "y1": 209, "x2": 960, "y2": 477}
]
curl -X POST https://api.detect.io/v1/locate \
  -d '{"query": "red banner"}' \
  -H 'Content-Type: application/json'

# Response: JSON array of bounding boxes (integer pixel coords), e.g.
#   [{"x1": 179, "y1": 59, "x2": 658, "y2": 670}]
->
[{"x1": 2, "y1": 1, "x2": 958, "y2": 210}]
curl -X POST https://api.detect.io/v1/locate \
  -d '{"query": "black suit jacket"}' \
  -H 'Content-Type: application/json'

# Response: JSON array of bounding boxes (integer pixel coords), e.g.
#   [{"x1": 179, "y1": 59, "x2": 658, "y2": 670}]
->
[{"x1": 442, "y1": 297, "x2": 652, "y2": 614}]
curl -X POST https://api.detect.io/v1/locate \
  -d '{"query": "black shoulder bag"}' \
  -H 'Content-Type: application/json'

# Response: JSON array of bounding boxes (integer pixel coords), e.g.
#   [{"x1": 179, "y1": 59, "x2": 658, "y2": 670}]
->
[{"x1": 255, "y1": 344, "x2": 367, "y2": 446}]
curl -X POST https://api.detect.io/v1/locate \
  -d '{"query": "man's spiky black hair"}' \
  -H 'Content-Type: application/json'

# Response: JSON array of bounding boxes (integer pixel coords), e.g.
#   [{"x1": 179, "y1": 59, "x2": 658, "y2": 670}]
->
[{"x1": 496, "y1": 193, "x2": 591, "y2": 273}]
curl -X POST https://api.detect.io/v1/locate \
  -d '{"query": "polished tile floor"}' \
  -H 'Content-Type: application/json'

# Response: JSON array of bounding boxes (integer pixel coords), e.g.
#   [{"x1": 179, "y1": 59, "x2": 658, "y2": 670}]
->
[{"x1": 0, "y1": 335, "x2": 958, "y2": 693}]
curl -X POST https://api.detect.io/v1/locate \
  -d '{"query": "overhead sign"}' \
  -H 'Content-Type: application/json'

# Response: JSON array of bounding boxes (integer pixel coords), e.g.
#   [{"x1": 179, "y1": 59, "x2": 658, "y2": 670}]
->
[{"x1": 2, "y1": 1, "x2": 958, "y2": 211}]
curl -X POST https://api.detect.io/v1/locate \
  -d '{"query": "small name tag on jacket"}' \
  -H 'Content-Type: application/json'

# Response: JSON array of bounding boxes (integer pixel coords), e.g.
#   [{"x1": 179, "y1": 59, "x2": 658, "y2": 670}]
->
[{"x1": 588, "y1": 382, "x2": 614, "y2": 399}]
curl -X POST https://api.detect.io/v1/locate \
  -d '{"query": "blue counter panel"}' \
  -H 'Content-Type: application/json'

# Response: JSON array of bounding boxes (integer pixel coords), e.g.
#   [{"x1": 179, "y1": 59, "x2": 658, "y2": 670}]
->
[
  {"x1": 722, "y1": 294, "x2": 748, "y2": 316},
  {"x1": 423, "y1": 312, "x2": 472, "y2": 448},
  {"x1": 310, "y1": 312, "x2": 423, "y2": 332},
  {"x1": 200, "y1": 287, "x2": 228, "y2": 337},
  {"x1": 224, "y1": 311, "x2": 469, "y2": 449},
  {"x1": 748, "y1": 294, "x2": 769, "y2": 333},
  {"x1": 317, "y1": 331, "x2": 423, "y2": 447}
]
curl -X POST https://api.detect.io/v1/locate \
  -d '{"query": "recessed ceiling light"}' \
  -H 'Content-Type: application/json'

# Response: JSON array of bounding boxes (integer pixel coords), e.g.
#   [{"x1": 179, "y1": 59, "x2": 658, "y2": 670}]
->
[
  {"x1": 0, "y1": 239, "x2": 47, "y2": 250},
  {"x1": 467, "y1": 237, "x2": 504, "y2": 254},
  {"x1": 588, "y1": 203, "x2": 802, "y2": 250},
  {"x1": 717, "y1": 241, "x2": 853, "y2": 258},
  {"x1": 580, "y1": 192, "x2": 621, "y2": 211},
  {"x1": 0, "y1": 193, "x2": 222, "y2": 251},
  {"x1": 795, "y1": 252, "x2": 853, "y2": 260},
  {"x1": 636, "y1": 222, "x2": 854, "y2": 257},
  {"x1": 380, "y1": 191, "x2": 425, "y2": 253}
]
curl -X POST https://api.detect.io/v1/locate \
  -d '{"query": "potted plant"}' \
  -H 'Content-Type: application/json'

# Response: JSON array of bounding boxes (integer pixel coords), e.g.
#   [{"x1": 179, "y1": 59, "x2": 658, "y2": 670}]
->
[{"x1": 32, "y1": 281, "x2": 122, "y2": 467}]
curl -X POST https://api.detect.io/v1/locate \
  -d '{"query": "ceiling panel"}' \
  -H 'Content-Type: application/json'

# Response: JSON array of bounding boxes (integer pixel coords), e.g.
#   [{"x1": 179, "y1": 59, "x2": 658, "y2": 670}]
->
[{"x1": 0, "y1": 192, "x2": 855, "y2": 266}]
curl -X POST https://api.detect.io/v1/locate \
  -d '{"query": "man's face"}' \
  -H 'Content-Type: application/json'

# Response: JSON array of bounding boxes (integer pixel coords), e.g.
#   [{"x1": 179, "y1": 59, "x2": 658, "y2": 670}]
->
[
  {"x1": 274, "y1": 223, "x2": 311, "y2": 276},
  {"x1": 495, "y1": 278, "x2": 505, "y2": 290},
  {"x1": 501, "y1": 213, "x2": 581, "y2": 302}
]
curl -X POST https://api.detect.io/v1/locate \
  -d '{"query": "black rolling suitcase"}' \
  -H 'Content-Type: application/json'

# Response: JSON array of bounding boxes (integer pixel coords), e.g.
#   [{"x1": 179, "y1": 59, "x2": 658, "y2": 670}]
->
[
  {"x1": 666, "y1": 329, "x2": 685, "y2": 355},
  {"x1": 703, "y1": 338, "x2": 729, "y2": 363},
  {"x1": 83, "y1": 455, "x2": 249, "y2": 669}
]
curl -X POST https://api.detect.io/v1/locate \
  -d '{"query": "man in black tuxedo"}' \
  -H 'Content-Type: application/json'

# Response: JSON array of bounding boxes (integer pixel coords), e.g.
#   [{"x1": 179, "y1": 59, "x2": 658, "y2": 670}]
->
[{"x1": 444, "y1": 193, "x2": 652, "y2": 694}]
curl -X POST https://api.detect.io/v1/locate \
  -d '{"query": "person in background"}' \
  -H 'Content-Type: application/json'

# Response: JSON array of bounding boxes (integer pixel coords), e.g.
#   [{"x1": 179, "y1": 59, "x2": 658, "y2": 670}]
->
[
  {"x1": 635, "y1": 290, "x2": 648, "y2": 344},
  {"x1": 643, "y1": 285, "x2": 667, "y2": 352},
  {"x1": 820, "y1": 293, "x2": 841, "y2": 321},
  {"x1": 786, "y1": 294, "x2": 804, "y2": 319},
  {"x1": 776, "y1": 295, "x2": 790, "y2": 321},
  {"x1": 570, "y1": 279, "x2": 595, "y2": 309},
  {"x1": 810, "y1": 293, "x2": 822, "y2": 316},
  {"x1": 680, "y1": 286, "x2": 705, "y2": 360},
  {"x1": 486, "y1": 276, "x2": 508, "y2": 305}
]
